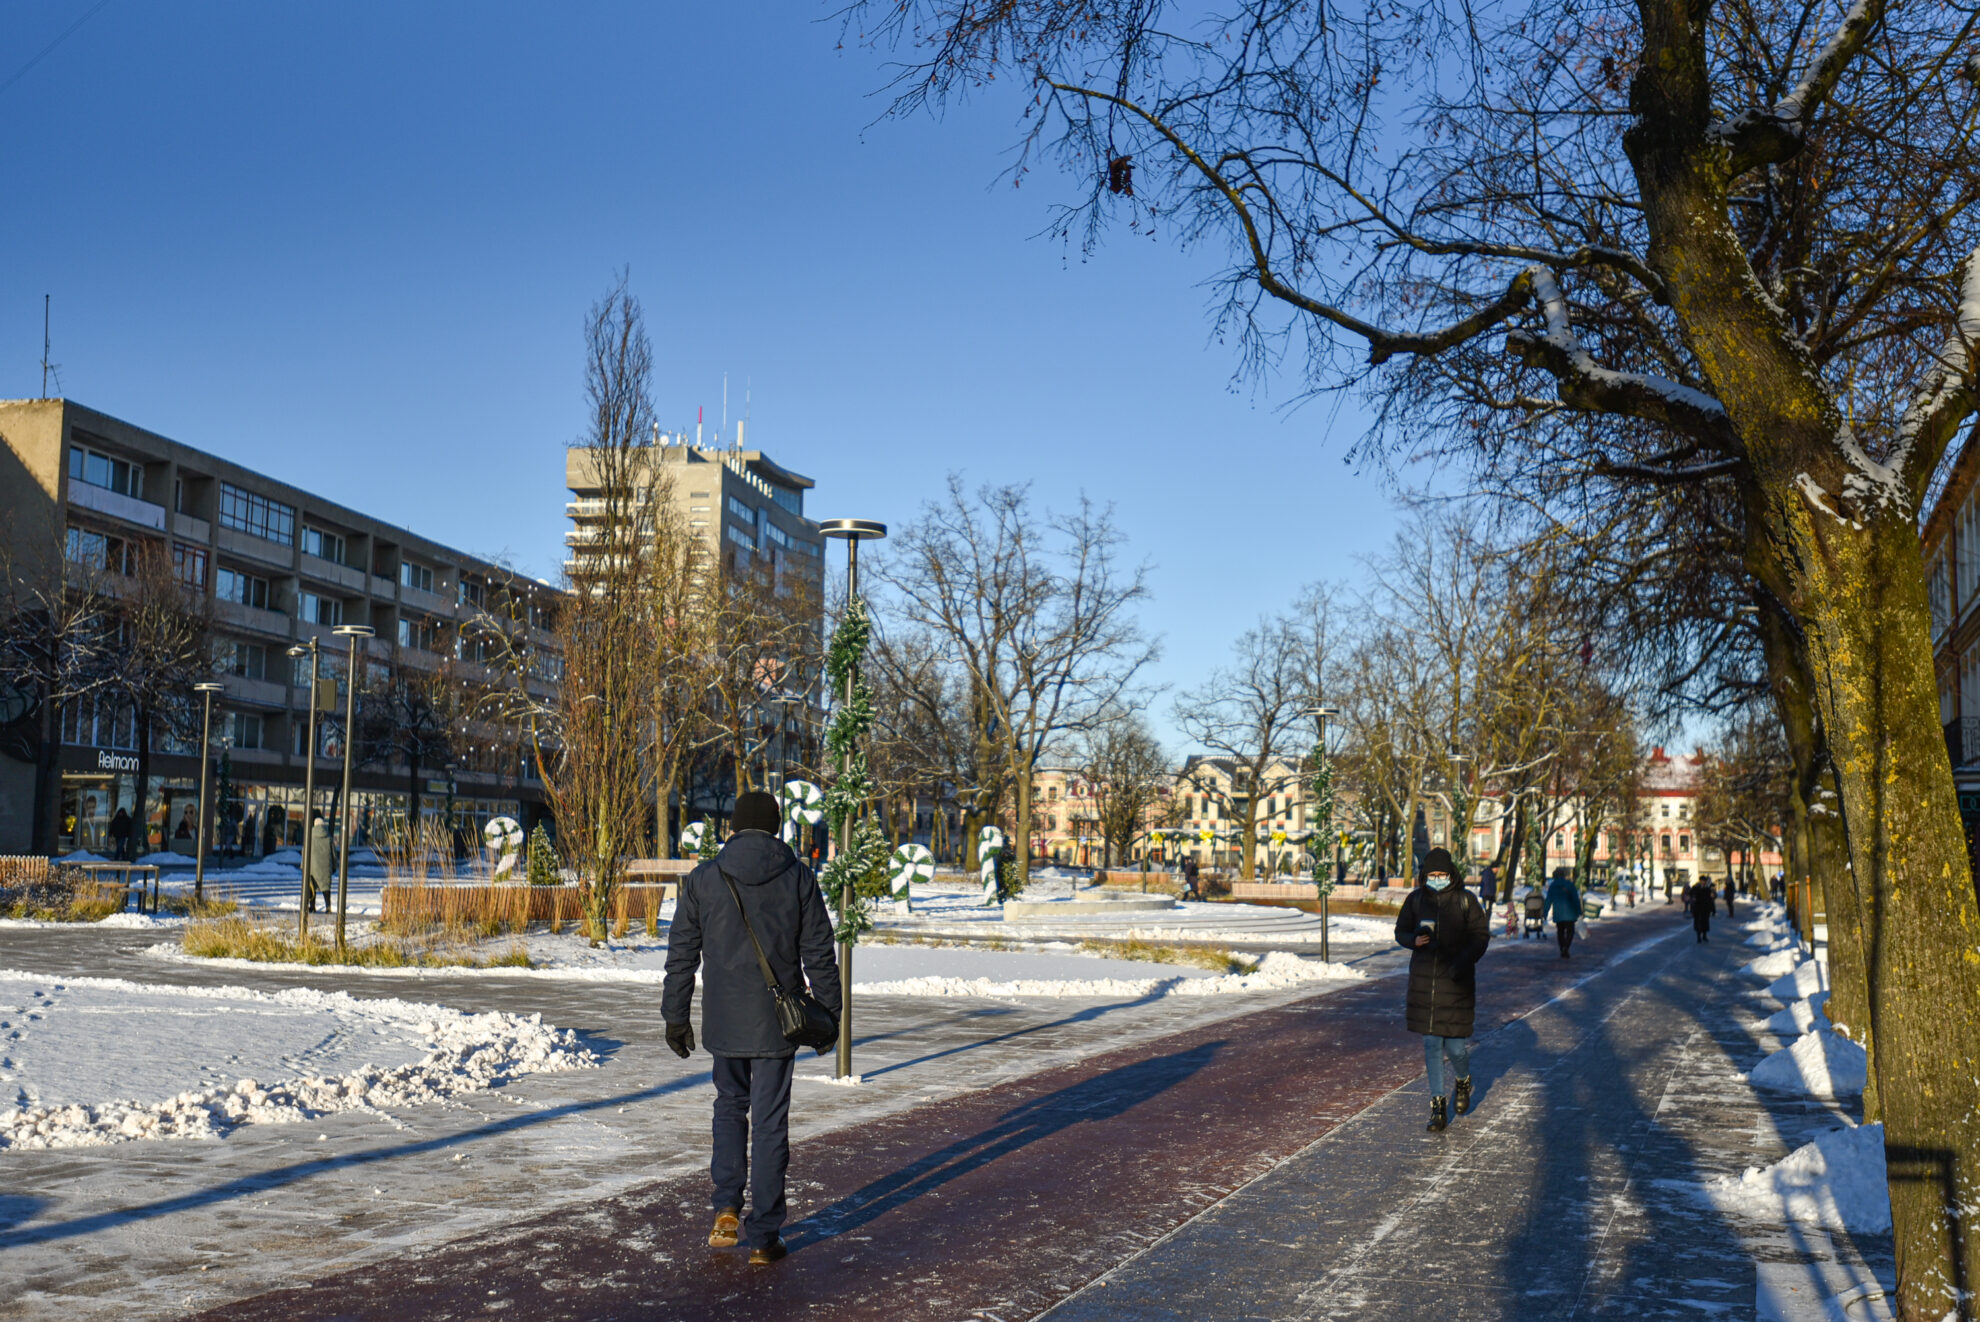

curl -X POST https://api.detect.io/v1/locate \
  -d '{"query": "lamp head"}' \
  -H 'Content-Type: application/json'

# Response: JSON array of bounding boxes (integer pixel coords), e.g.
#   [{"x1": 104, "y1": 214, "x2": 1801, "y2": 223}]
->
[
  {"x1": 819, "y1": 518, "x2": 887, "y2": 542},
  {"x1": 332, "y1": 624, "x2": 376, "y2": 638},
  {"x1": 193, "y1": 682, "x2": 224, "y2": 694}
]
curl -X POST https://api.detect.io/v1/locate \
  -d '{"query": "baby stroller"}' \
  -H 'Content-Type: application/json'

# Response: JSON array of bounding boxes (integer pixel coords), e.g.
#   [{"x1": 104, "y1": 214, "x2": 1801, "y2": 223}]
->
[{"x1": 1522, "y1": 890, "x2": 1547, "y2": 938}]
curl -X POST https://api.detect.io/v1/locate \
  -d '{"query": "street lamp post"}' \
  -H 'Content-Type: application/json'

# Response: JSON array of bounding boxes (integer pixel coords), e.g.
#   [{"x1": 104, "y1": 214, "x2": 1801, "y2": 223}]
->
[
  {"x1": 1307, "y1": 704, "x2": 1339, "y2": 962},
  {"x1": 820, "y1": 517, "x2": 886, "y2": 1081},
  {"x1": 286, "y1": 638, "x2": 325, "y2": 943},
  {"x1": 192, "y1": 682, "x2": 225, "y2": 902},
  {"x1": 331, "y1": 625, "x2": 375, "y2": 953}
]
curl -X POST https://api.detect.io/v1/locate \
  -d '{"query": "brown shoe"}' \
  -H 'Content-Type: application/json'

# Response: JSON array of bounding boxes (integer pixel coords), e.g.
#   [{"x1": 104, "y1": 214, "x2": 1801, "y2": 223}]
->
[
  {"x1": 708, "y1": 1208, "x2": 740, "y2": 1247},
  {"x1": 748, "y1": 1239, "x2": 788, "y2": 1264}
]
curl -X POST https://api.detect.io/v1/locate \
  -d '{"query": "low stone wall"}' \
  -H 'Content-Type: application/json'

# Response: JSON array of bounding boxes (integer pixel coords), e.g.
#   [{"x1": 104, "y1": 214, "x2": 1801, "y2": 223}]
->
[{"x1": 1230, "y1": 882, "x2": 1320, "y2": 902}]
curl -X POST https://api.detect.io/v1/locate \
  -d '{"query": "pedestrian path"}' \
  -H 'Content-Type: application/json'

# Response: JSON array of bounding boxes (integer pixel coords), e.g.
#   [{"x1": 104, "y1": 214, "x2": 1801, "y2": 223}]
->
[{"x1": 162, "y1": 903, "x2": 1872, "y2": 1322}]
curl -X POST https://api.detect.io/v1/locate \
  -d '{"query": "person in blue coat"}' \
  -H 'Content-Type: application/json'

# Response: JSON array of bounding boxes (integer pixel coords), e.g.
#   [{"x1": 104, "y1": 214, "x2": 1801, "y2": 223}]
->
[{"x1": 1545, "y1": 867, "x2": 1582, "y2": 959}]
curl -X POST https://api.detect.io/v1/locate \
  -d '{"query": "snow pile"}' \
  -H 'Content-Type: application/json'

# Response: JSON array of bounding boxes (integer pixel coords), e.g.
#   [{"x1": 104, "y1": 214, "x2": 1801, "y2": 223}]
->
[
  {"x1": 135, "y1": 851, "x2": 197, "y2": 867},
  {"x1": 1743, "y1": 949, "x2": 1806, "y2": 979},
  {"x1": 1768, "y1": 960, "x2": 1828, "y2": 1001},
  {"x1": 1750, "y1": 1026, "x2": 1867, "y2": 1098},
  {"x1": 1764, "y1": 992, "x2": 1831, "y2": 1037},
  {"x1": 856, "y1": 950, "x2": 1365, "y2": 999},
  {"x1": 1707, "y1": 1123, "x2": 1890, "y2": 1233},
  {"x1": 0, "y1": 972, "x2": 596, "y2": 1151},
  {"x1": 1745, "y1": 927, "x2": 1794, "y2": 948}
]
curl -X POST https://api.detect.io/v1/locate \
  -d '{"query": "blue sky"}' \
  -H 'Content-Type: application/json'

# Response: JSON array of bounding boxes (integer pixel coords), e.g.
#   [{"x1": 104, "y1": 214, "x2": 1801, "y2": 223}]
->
[{"x1": 0, "y1": 2, "x2": 1403, "y2": 749}]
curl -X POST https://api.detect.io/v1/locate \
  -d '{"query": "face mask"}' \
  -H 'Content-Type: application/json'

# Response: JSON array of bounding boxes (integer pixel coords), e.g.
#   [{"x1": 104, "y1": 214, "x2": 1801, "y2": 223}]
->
[{"x1": 1427, "y1": 875, "x2": 1452, "y2": 891}]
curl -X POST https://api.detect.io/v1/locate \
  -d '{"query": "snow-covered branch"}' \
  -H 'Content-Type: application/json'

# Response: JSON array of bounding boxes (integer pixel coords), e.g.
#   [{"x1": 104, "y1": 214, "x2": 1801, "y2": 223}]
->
[
  {"x1": 1506, "y1": 270, "x2": 1738, "y2": 447},
  {"x1": 1712, "y1": 0, "x2": 1886, "y2": 177}
]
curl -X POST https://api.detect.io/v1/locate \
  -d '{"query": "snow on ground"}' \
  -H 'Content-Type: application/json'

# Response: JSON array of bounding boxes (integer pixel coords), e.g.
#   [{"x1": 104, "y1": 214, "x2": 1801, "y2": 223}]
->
[
  {"x1": 1764, "y1": 992, "x2": 1831, "y2": 1037},
  {"x1": 0, "y1": 970, "x2": 595, "y2": 1151},
  {"x1": 1707, "y1": 1122, "x2": 1890, "y2": 1233},
  {"x1": 1743, "y1": 949, "x2": 1806, "y2": 979},
  {"x1": 1768, "y1": 960, "x2": 1828, "y2": 1001},
  {"x1": 1750, "y1": 1027, "x2": 1867, "y2": 1098},
  {"x1": 855, "y1": 950, "x2": 1366, "y2": 999}
]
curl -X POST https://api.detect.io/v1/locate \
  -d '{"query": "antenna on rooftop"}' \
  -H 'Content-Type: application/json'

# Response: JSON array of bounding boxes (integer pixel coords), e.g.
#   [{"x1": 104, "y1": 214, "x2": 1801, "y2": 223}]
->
[
  {"x1": 721, "y1": 373, "x2": 729, "y2": 435},
  {"x1": 40, "y1": 295, "x2": 57, "y2": 399}
]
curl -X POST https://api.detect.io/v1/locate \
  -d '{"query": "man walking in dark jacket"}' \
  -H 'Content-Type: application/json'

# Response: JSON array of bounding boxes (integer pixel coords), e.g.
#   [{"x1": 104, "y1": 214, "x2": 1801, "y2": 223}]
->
[
  {"x1": 1394, "y1": 847, "x2": 1491, "y2": 1132},
  {"x1": 663, "y1": 790, "x2": 841, "y2": 1264}
]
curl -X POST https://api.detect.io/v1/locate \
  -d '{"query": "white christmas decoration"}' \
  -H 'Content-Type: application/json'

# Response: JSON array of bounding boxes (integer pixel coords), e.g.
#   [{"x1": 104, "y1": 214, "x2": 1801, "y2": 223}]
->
[
  {"x1": 680, "y1": 821, "x2": 707, "y2": 854},
  {"x1": 889, "y1": 843, "x2": 935, "y2": 895},
  {"x1": 780, "y1": 779, "x2": 825, "y2": 844},
  {"x1": 978, "y1": 825, "x2": 1006, "y2": 903},
  {"x1": 483, "y1": 816, "x2": 523, "y2": 879}
]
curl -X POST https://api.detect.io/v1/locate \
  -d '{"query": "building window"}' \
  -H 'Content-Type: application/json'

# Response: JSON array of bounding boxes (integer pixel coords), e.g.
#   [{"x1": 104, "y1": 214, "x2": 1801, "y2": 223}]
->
[
  {"x1": 726, "y1": 495, "x2": 756, "y2": 523},
  {"x1": 218, "y1": 483, "x2": 296, "y2": 545},
  {"x1": 725, "y1": 525, "x2": 753, "y2": 551},
  {"x1": 400, "y1": 560, "x2": 434, "y2": 594},
  {"x1": 772, "y1": 486, "x2": 803, "y2": 517},
  {"x1": 65, "y1": 527, "x2": 136, "y2": 575},
  {"x1": 763, "y1": 522, "x2": 793, "y2": 551},
  {"x1": 173, "y1": 542, "x2": 208, "y2": 588},
  {"x1": 61, "y1": 694, "x2": 137, "y2": 749},
  {"x1": 457, "y1": 578, "x2": 484, "y2": 609},
  {"x1": 297, "y1": 592, "x2": 343, "y2": 626},
  {"x1": 1679, "y1": 834, "x2": 1691, "y2": 853},
  {"x1": 215, "y1": 567, "x2": 273, "y2": 611},
  {"x1": 225, "y1": 712, "x2": 264, "y2": 751},
  {"x1": 398, "y1": 615, "x2": 439, "y2": 652},
  {"x1": 223, "y1": 642, "x2": 268, "y2": 681},
  {"x1": 1661, "y1": 833, "x2": 1672, "y2": 853},
  {"x1": 67, "y1": 445, "x2": 144, "y2": 500},
  {"x1": 301, "y1": 526, "x2": 347, "y2": 565}
]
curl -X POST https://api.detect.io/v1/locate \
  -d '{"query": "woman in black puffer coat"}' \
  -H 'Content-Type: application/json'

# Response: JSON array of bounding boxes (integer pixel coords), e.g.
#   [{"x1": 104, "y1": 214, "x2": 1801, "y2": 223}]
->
[{"x1": 1395, "y1": 847, "x2": 1492, "y2": 1133}]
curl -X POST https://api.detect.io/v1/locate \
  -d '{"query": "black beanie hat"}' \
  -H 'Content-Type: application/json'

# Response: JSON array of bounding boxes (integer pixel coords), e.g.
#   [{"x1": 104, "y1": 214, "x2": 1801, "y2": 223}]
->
[
  {"x1": 731, "y1": 790, "x2": 782, "y2": 835},
  {"x1": 1420, "y1": 847, "x2": 1456, "y2": 878}
]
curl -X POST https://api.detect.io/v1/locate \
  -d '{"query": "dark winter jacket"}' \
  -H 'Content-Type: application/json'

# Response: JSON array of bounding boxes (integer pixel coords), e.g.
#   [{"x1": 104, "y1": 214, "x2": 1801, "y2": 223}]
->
[
  {"x1": 1394, "y1": 884, "x2": 1492, "y2": 1038},
  {"x1": 662, "y1": 830, "x2": 842, "y2": 1059},
  {"x1": 1688, "y1": 882, "x2": 1715, "y2": 929},
  {"x1": 304, "y1": 821, "x2": 334, "y2": 892}
]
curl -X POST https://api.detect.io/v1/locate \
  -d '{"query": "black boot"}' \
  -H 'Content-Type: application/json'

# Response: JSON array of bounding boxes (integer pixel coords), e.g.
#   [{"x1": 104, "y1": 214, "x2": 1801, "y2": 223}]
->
[
  {"x1": 1427, "y1": 1096, "x2": 1448, "y2": 1132},
  {"x1": 1453, "y1": 1076, "x2": 1473, "y2": 1116}
]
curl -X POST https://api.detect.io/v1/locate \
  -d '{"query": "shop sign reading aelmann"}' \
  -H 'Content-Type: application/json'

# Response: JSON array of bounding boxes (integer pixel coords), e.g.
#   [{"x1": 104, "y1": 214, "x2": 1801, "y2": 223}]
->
[{"x1": 94, "y1": 749, "x2": 139, "y2": 773}]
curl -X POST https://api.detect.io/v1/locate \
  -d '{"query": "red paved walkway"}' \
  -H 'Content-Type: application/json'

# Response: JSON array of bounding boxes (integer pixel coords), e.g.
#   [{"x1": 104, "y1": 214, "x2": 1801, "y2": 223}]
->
[{"x1": 191, "y1": 914, "x2": 1675, "y2": 1321}]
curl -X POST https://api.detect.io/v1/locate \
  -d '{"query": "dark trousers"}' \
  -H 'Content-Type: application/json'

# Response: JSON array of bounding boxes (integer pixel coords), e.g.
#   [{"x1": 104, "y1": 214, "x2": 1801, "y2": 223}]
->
[
  {"x1": 1556, "y1": 920, "x2": 1575, "y2": 955},
  {"x1": 711, "y1": 1053, "x2": 795, "y2": 1248}
]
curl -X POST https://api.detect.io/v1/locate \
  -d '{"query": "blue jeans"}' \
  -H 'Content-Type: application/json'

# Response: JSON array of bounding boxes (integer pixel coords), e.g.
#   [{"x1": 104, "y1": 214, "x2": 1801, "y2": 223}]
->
[
  {"x1": 710, "y1": 1053, "x2": 795, "y2": 1248},
  {"x1": 1424, "y1": 1034, "x2": 1471, "y2": 1099}
]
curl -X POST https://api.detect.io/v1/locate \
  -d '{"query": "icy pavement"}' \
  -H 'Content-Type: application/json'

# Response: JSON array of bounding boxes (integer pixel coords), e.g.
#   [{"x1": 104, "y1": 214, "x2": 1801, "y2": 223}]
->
[{"x1": 0, "y1": 923, "x2": 1394, "y2": 1321}]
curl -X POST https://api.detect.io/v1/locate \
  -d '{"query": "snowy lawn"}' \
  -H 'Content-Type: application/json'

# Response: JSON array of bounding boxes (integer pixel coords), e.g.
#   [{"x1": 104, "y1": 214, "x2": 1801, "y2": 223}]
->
[
  {"x1": 856, "y1": 949, "x2": 1366, "y2": 999},
  {"x1": 0, "y1": 970, "x2": 595, "y2": 1151}
]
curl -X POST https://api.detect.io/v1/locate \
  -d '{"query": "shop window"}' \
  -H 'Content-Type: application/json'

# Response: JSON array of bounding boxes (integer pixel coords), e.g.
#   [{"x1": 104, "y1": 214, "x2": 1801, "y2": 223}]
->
[{"x1": 218, "y1": 483, "x2": 296, "y2": 545}]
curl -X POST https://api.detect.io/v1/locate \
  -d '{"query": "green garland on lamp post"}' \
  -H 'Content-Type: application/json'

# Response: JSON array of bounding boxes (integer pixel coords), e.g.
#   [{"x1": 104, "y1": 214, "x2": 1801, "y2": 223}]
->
[
  {"x1": 818, "y1": 593, "x2": 891, "y2": 1076},
  {"x1": 1307, "y1": 703, "x2": 1339, "y2": 963}
]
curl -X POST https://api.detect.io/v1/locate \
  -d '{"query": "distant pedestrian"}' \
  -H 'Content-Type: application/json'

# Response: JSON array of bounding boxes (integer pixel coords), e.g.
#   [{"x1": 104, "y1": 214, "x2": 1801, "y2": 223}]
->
[
  {"x1": 1688, "y1": 878, "x2": 1715, "y2": 942},
  {"x1": 1183, "y1": 857, "x2": 1202, "y2": 901},
  {"x1": 1545, "y1": 867, "x2": 1581, "y2": 958},
  {"x1": 305, "y1": 814, "x2": 334, "y2": 913},
  {"x1": 107, "y1": 808, "x2": 133, "y2": 862},
  {"x1": 1394, "y1": 847, "x2": 1490, "y2": 1134},
  {"x1": 663, "y1": 789, "x2": 840, "y2": 1265},
  {"x1": 1722, "y1": 876, "x2": 1736, "y2": 919},
  {"x1": 1477, "y1": 863, "x2": 1497, "y2": 922},
  {"x1": 1771, "y1": 872, "x2": 1786, "y2": 906}
]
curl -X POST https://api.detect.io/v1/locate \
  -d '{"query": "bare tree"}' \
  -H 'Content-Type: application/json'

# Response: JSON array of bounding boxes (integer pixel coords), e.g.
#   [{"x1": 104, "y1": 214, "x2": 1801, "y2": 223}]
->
[
  {"x1": 879, "y1": 478, "x2": 1155, "y2": 886},
  {"x1": 1175, "y1": 614, "x2": 1311, "y2": 882},
  {"x1": 1077, "y1": 707, "x2": 1172, "y2": 868}
]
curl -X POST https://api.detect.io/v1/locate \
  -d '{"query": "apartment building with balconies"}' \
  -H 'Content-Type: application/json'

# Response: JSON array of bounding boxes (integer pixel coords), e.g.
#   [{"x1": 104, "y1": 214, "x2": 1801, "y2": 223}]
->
[{"x1": 0, "y1": 398, "x2": 562, "y2": 856}]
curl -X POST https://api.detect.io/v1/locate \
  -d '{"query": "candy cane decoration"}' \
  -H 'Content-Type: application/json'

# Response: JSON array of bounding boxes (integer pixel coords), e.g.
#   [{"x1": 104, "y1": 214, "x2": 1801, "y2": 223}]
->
[
  {"x1": 483, "y1": 816, "x2": 522, "y2": 880},
  {"x1": 780, "y1": 780, "x2": 824, "y2": 845},
  {"x1": 890, "y1": 842, "x2": 934, "y2": 911},
  {"x1": 680, "y1": 821, "x2": 707, "y2": 855},
  {"x1": 978, "y1": 825, "x2": 1006, "y2": 904}
]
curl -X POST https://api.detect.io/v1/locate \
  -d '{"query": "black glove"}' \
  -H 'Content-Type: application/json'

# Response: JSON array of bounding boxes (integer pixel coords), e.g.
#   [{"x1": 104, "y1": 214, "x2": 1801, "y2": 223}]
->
[{"x1": 664, "y1": 1021, "x2": 695, "y2": 1059}]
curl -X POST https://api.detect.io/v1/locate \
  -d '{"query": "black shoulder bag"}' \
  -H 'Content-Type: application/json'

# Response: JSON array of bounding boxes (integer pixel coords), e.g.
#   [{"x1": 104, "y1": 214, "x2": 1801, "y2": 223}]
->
[{"x1": 716, "y1": 865, "x2": 839, "y2": 1053}]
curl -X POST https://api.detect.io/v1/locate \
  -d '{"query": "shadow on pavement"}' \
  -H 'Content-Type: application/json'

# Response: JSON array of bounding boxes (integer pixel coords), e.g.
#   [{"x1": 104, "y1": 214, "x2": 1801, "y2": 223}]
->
[{"x1": 785, "y1": 1039, "x2": 1225, "y2": 1251}]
